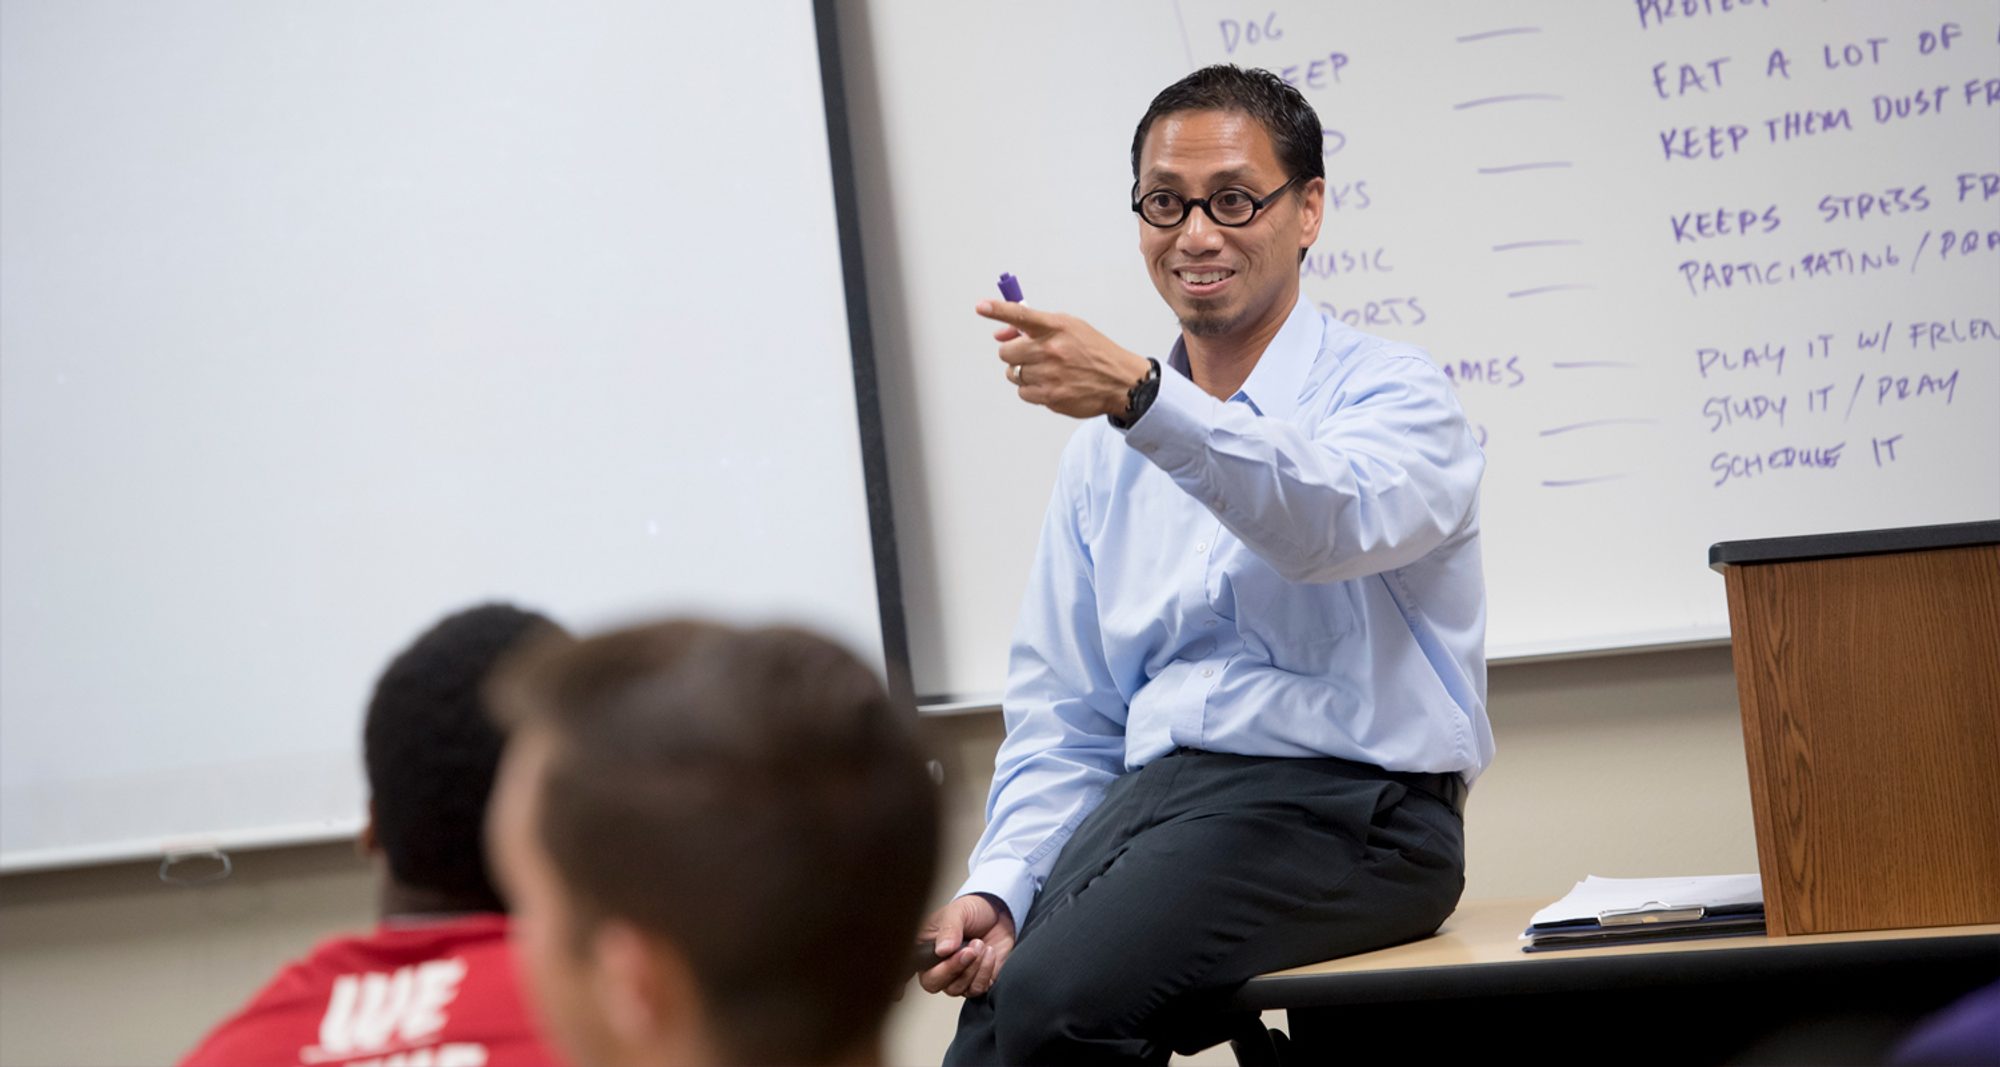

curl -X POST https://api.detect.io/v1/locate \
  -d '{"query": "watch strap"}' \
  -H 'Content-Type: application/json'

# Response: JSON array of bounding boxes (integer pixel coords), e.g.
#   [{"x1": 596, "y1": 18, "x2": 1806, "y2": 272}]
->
[{"x1": 1109, "y1": 358, "x2": 1161, "y2": 429}]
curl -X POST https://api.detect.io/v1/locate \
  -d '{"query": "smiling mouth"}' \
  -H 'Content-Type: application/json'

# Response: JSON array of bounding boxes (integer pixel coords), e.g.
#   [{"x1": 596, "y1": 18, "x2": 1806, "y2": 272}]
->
[{"x1": 1175, "y1": 268, "x2": 1235, "y2": 292}]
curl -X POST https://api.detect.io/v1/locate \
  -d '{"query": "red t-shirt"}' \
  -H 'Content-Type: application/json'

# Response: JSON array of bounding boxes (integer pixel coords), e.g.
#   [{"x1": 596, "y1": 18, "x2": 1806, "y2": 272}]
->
[{"x1": 180, "y1": 913, "x2": 561, "y2": 1067}]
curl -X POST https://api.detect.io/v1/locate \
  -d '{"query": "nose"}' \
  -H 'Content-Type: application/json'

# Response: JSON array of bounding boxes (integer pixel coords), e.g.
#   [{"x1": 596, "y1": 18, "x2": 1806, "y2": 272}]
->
[{"x1": 1176, "y1": 207, "x2": 1224, "y2": 256}]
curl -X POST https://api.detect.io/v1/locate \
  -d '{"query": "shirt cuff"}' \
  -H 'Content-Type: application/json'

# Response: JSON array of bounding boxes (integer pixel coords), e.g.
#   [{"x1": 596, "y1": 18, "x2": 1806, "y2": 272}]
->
[
  {"x1": 1117, "y1": 363, "x2": 1214, "y2": 475},
  {"x1": 955, "y1": 856, "x2": 1039, "y2": 930}
]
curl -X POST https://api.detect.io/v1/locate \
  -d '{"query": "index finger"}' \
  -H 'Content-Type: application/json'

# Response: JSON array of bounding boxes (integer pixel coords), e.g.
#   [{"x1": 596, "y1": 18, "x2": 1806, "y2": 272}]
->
[{"x1": 975, "y1": 299, "x2": 1058, "y2": 336}]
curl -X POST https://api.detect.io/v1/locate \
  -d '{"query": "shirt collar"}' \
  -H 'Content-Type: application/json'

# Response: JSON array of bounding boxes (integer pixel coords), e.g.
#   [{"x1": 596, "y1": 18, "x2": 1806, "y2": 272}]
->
[{"x1": 1166, "y1": 294, "x2": 1321, "y2": 421}]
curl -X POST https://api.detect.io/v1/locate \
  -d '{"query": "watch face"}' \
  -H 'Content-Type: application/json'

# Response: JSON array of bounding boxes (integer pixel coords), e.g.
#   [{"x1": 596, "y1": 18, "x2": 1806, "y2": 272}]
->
[{"x1": 1113, "y1": 360, "x2": 1162, "y2": 428}]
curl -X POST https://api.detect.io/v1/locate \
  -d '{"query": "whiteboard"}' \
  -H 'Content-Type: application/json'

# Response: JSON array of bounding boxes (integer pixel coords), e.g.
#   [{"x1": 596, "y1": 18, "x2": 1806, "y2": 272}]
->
[
  {"x1": 0, "y1": 1, "x2": 888, "y2": 870},
  {"x1": 837, "y1": 0, "x2": 2000, "y2": 702}
]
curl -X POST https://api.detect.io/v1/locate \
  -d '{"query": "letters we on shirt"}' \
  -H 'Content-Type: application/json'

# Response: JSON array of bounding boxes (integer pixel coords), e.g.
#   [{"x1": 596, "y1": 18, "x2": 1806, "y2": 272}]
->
[{"x1": 301, "y1": 958, "x2": 487, "y2": 1067}]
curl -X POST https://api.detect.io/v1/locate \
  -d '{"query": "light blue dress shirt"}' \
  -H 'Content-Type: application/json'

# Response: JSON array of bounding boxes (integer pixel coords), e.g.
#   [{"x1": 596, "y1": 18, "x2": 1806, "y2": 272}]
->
[{"x1": 959, "y1": 294, "x2": 1494, "y2": 926}]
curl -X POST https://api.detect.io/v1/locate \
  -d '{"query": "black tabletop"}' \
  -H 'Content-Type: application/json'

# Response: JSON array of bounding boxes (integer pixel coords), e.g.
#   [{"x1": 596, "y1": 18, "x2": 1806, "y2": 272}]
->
[
  {"x1": 1235, "y1": 929, "x2": 2000, "y2": 1009},
  {"x1": 1708, "y1": 520, "x2": 2000, "y2": 572}
]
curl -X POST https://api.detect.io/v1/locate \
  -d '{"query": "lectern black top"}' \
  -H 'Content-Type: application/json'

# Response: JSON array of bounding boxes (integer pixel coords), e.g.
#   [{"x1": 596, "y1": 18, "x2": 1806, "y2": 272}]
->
[{"x1": 1708, "y1": 520, "x2": 2000, "y2": 573}]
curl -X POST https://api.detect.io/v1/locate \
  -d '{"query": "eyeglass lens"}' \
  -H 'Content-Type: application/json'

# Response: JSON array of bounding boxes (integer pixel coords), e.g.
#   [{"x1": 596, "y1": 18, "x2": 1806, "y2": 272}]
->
[{"x1": 1137, "y1": 188, "x2": 1262, "y2": 227}]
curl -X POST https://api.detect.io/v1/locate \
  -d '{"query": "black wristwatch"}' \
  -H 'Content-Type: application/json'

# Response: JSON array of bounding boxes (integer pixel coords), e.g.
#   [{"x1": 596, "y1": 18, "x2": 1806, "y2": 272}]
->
[{"x1": 1109, "y1": 358, "x2": 1161, "y2": 429}]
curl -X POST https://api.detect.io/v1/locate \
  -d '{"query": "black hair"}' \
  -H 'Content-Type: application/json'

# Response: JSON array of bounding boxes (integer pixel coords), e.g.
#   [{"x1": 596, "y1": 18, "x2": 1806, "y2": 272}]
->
[
  {"x1": 1130, "y1": 64, "x2": 1326, "y2": 186},
  {"x1": 363, "y1": 602, "x2": 562, "y2": 910}
]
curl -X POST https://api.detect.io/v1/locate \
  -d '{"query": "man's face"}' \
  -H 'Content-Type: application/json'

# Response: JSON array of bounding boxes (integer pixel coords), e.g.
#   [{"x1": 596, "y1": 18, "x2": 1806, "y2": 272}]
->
[
  {"x1": 1136, "y1": 109, "x2": 1323, "y2": 342},
  {"x1": 488, "y1": 731, "x2": 618, "y2": 1067}
]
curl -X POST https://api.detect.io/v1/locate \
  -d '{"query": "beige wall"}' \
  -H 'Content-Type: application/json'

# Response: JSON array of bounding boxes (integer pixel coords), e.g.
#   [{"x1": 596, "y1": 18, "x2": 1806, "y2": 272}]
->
[{"x1": 0, "y1": 646, "x2": 1754, "y2": 1067}]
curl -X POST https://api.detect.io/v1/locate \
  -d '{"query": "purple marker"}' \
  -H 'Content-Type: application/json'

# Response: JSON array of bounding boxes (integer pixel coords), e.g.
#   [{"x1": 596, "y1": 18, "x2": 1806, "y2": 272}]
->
[{"x1": 997, "y1": 272, "x2": 1024, "y2": 302}]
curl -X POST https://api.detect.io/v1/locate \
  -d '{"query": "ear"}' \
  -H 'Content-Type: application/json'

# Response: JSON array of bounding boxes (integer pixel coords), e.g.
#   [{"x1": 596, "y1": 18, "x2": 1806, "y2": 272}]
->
[
  {"x1": 1296, "y1": 176, "x2": 1326, "y2": 253},
  {"x1": 590, "y1": 920, "x2": 709, "y2": 1054}
]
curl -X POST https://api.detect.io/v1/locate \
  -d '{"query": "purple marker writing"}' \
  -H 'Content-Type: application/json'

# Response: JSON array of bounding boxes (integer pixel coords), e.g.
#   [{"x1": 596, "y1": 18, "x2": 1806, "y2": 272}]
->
[{"x1": 997, "y1": 272, "x2": 1024, "y2": 302}]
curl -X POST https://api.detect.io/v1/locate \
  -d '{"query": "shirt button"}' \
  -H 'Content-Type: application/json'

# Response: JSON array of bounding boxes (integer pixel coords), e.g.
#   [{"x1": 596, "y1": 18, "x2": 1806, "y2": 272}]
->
[
  {"x1": 1141, "y1": 444, "x2": 1158, "y2": 454},
  {"x1": 1211, "y1": 498, "x2": 1225, "y2": 510},
  {"x1": 1194, "y1": 542, "x2": 1207, "y2": 553},
  {"x1": 1202, "y1": 668, "x2": 1215, "y2": 678},
  {"x1": 1203, "y1": 618, "x2": 1217, "y2": 627}
]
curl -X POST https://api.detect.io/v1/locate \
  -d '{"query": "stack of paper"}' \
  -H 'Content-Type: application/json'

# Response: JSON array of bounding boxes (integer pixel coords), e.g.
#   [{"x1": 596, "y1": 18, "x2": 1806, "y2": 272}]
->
[{"x1": 1522, "y1": 874, "x2": 1766, "y2": 953}]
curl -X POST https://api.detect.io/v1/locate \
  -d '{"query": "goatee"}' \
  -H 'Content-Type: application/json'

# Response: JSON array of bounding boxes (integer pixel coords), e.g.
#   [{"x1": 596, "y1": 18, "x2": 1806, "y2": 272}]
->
[{"x1": 1180, "y1": 310, "x2": 1239, "y2": 338}]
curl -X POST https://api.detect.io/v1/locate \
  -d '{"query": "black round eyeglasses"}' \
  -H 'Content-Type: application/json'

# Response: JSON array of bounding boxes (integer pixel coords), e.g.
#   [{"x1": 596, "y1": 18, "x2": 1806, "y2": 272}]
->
[{"x1": 1131, "y1": 175, "x2": 1300, "y2": 228}]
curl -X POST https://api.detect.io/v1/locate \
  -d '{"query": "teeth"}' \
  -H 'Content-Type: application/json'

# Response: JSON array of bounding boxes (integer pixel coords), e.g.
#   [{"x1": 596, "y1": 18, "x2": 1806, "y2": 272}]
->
[{"x1": 1181, "y1": 270, "x2": 1231, "y2": 284}]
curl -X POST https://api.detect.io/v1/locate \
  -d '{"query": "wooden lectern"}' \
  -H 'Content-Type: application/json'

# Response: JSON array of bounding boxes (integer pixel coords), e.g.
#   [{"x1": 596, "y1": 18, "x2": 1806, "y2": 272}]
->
[{"x1": 1711, "y1": 520, "x2": 2000, "y2": 937}]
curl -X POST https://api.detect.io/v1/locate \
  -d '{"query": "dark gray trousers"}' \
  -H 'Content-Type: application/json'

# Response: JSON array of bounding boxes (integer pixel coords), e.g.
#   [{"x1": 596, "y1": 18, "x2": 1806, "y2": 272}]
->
[{"x1": 943, "y1": 749, "x2": 1466, "y2": 1066}]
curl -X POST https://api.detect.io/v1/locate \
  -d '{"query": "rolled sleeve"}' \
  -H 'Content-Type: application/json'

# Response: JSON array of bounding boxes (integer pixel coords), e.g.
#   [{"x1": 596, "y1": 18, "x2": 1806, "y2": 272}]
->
[{"x1": 954, "y1": 858, "x2": 1038, "y2": 930}]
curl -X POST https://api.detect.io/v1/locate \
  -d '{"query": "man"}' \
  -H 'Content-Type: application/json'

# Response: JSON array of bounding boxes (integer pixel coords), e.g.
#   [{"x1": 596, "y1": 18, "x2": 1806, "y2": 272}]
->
[
  {"x1": 917, "y1": 64, "x2": 1494, "y2": 1063},
  {"x1": 181, "y1": 603, "x2": 568, "y2": 1067},
  {"x1": 484, "y1": 620, "x2": 939, "y2": 1067}
]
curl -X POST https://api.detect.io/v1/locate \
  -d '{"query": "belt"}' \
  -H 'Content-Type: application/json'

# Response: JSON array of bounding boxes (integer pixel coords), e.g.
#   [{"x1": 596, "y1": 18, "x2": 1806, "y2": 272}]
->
[
  {"x1": 1396, "y1": 769, "x2": 1469, "y2": 818},
  {"x1": 1165, "y1": 747, "x2": 1468, "y2": 817}
]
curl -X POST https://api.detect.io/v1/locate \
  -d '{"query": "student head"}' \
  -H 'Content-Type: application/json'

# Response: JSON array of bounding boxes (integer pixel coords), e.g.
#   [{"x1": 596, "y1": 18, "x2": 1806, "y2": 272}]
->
[
  {"x1": 486, "y1": 620, "x2": 939, "y2": 1067},
  {"x1": 361, "y1": 602, "x2": 564, "y2": 916},
  {"x1": 1128, "y1": 64, "x2": 1326, "y2": 341}
]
